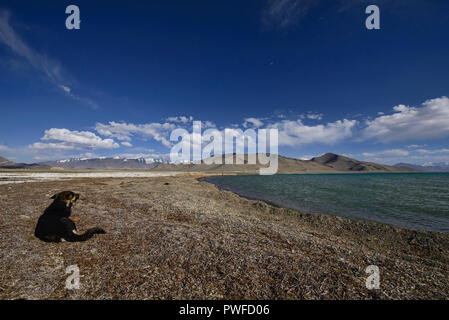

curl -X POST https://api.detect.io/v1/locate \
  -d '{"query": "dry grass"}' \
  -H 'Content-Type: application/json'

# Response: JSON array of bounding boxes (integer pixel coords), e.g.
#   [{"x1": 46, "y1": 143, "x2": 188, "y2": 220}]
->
[{"x1": 0, "y1": 176, "x2": 448, "y2": 300}]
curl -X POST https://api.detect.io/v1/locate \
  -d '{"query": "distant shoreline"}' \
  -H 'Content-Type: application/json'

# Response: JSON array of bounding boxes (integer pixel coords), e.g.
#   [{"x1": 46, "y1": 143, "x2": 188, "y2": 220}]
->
[{"x1": 0, "y1": 169, "x2": 444, "y2": 185}]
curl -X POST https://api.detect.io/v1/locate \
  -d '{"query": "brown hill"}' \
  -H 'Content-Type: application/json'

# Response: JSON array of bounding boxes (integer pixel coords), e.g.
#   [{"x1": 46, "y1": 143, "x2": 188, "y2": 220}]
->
[
  {"x1": 310, "y1": 153, "x2": 412, "y2": 172},
  {"x1": 151, "y1": 153, "x2": 417, "y2": 174},
  {"x1": 0, "y1": 156, "x2": 16, "y2": 167},
  {"x1": 0, "y1": 156, "x2": 51, "y2": 170}
]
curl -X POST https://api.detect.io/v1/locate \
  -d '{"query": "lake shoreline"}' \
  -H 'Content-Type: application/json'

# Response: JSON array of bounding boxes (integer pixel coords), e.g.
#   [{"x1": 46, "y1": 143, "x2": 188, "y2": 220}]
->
[
  {"x1": 1, "y1": 175, "x2": 448, "y2": 299},
  {"x1": 202, "y1": 173, "x2": 449, "y2": 234}
]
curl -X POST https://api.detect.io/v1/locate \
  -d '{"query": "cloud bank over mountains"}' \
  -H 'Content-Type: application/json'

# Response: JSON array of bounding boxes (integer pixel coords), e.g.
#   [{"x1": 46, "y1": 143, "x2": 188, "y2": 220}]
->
[{"x1": 0, "y1": 96, "x2": 442, "y2": 164}]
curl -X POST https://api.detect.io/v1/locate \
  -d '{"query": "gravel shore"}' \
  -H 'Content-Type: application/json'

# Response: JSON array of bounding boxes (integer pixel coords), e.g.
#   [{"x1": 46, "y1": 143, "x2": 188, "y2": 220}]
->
[{"x1": 0, "y1": 175, "x2": 448, "y2": 299}]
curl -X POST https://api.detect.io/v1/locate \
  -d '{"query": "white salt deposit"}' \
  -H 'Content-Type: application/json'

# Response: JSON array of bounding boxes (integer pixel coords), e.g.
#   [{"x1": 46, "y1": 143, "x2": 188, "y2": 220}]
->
[{"x1": 0, "y1": 171, "x2": 181, "y2": 184}]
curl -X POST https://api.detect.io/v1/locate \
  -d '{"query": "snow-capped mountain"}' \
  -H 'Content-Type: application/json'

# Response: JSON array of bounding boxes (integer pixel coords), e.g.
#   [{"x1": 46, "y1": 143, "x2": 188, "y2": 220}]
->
[{"x1": 43, "y1": 155, "x2": 170, "y2": 169}]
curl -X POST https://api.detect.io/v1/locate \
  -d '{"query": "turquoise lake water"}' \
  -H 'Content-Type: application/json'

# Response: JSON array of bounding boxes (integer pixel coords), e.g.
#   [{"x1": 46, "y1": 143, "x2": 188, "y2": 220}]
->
[{"x1": 204, "y1": 173, "x2": 449, "y2": 233}]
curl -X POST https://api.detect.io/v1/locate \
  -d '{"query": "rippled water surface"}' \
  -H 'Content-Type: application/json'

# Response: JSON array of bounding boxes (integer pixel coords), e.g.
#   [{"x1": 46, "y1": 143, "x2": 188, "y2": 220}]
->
[{"x1": 205, "y1": 173, "x2": 449, "y2": 233}]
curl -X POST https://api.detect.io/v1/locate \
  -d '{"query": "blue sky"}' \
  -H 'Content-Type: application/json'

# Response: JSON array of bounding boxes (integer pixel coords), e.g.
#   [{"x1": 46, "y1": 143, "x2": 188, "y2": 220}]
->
[{"x1": 1, "y1": 0, "x2": 449, "y2": 165}]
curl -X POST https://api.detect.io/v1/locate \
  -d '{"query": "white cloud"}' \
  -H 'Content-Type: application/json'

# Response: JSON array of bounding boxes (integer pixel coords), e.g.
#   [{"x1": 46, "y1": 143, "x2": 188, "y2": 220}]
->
[
  {"x1": 166, "y1": 116, "x2": 193, "y2": 124},
  {"x1": 121, "y1": 142, "x2": 133, "y2": 147},
  {"x1": 356, "y1": 147, "x2": 449, "y2": 166},
  {"x1": 362, "y1": 96, "x2": 449, "y2": 142},
  {"x1": 0, "y1": 144, "x2": 12, "y2": 152},
  {"x1": 0, "y1": 10, "x2": 97, "y2": 109},
  {"x1": 361, "y1": 149, "x2": 410, "y2": 157},
  {"x1": 95, "y1": 119, "x2": 216, "y2": 151},
  {"x1": 202, "y1": 120, "x2": 216, "y2": 128},
  {"x1": 269, "y1": 119, "x2": 357, "y2": 146},
  {"x1": 95, "y1": 121, "x2": 176, "y2": 147},
  {"x1": 243, "y1": 117, "x2": 264, "y2": 128},
  {"x1": 59, "y1": 85, "x2": 71, "y2": 93},
  {"x1": 30, "y1": 128, "x2": 119, "y2": 150},
  {"x1": 30, "y1": 142, "x2": 78, "y2": 150},
  {"x1": 166, "y1": 117, "x2": 215, "y2": 129},
  {"x1": 0, "y1": 10, "x2": 61, "y2": 83},
  {"x1": 415, "y1": 148, "x2": 449, "y2": 154},
  {"x1": 263, "y1": 0, "x2": 316, "y2": 29},
  {"x1": 410, "y1": 155, "x2": 449, "y2": 165},
  {"x1": 306, "y1": 113, "x2": 323, "y2": 120}
]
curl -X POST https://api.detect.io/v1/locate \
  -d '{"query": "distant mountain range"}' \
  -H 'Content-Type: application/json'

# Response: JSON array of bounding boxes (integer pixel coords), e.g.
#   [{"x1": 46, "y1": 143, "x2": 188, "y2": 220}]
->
[
  {"x1": 0, "y1": 153, "x2": 421, "y2": 173},
  {"x1": 42, "y1": 156, "x2": 167, "y2": 170},
  {"x1": 0, "y1": 156, "x2": 50, "y2": 170},
  {"x1": 152, "y1": 153, "x2": 416, "y2": 174},
  {"x1": 394, "y1": 162, "x2": 449, "y2": 172}
]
